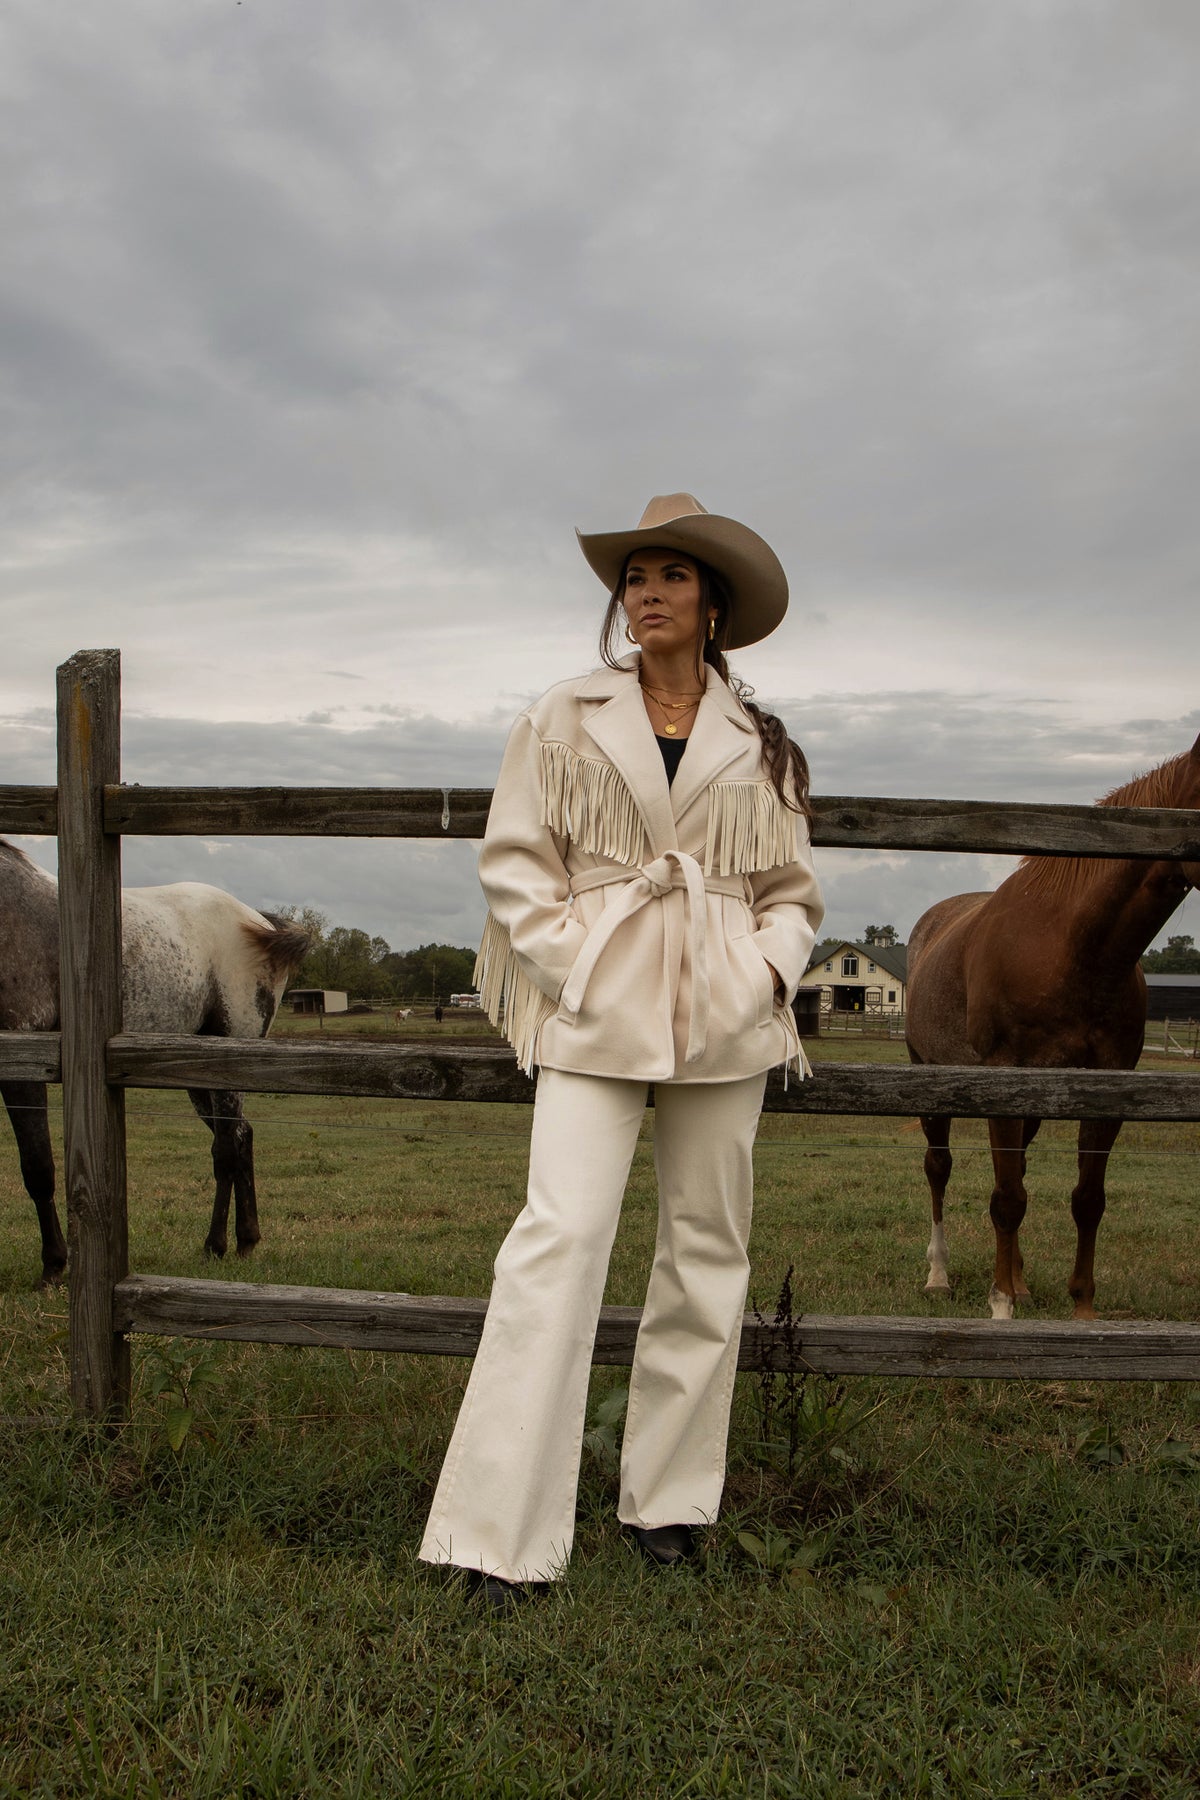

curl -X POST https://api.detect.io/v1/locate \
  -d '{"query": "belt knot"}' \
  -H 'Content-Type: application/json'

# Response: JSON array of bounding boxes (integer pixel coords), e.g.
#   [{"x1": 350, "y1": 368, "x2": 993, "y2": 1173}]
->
[
  {"x1": 559, "y1": 848, "x2": 713, "y2": 1065},
  {"x1": 641, "y1": 854, "x2": 676, "y2": 898}
]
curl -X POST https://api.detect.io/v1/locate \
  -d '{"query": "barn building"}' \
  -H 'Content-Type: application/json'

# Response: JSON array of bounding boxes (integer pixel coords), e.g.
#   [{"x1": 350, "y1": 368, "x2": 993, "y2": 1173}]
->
[{"x1": 797, "y1": 938, "x2": 908, "y2": 1018}]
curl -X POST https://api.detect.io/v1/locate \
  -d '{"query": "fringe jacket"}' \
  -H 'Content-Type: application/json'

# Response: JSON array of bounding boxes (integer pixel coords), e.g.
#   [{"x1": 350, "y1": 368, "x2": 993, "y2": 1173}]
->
[{"x1": 474, "y1": 658, "x2": 826, "y2": 1084}]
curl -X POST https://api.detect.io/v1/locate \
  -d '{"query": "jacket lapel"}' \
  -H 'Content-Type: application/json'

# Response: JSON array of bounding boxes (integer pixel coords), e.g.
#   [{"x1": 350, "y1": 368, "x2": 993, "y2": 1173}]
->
[
  {"x1": 577, "y1": 665, "x2": 677, "y2": 856},
  {"x1": 667, "y1": 665, "x2": 758, "y2": 825},
  {"x1": 574, "y1": 661, "x2": 760, "y2": 858}
]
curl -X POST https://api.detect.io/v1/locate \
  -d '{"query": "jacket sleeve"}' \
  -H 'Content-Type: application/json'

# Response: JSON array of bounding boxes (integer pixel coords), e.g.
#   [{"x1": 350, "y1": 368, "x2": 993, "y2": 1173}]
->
[
  {"x1": 746, "y1": 816, "x2": 825, "y2": 1006},
  {"x1": 477, "y1": 710, "x2": 589, "y2": 1003}
]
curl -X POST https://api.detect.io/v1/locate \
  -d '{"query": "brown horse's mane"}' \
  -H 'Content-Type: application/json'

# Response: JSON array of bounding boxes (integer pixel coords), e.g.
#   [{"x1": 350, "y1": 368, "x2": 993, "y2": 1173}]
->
[{"x1": 1016, "y1": 749, "x2": 1193, "y2": 900}]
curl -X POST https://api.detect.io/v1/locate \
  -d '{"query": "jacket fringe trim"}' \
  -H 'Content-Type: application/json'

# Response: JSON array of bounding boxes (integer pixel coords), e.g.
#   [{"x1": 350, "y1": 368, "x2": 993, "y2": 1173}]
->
[
  {"x1": 473, "y1": 910, "x2": 556, "y2": 1077},
  {"x1": 704, "y1": 780, "x2": 798, "y2": 876},
  {"x1": 539, "y1": 741, "x2": 646, "y2": 866},
  {"x1": 779, "y1": 1003, "x2": 812, "y2": 1087}
]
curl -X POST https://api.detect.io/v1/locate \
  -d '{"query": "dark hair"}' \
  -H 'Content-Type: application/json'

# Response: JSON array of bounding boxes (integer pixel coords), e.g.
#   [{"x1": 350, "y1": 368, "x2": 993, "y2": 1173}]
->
[{"x1": 599, "y1": 554, "x2": 812, "y2": 826}]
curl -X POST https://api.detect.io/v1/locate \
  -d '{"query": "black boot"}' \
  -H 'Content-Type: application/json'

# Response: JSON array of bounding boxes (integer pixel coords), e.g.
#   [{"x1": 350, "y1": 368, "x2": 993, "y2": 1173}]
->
[
  {"x1": 626, "y1": 1523, "x2": 698, "y2": 1567},
  {"x1": 463, "y1": 1569, "x2": 549, "y2": 1612}
]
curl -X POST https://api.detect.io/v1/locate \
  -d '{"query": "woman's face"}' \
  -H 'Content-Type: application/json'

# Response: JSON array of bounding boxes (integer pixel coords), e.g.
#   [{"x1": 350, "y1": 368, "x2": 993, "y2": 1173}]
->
[{"x1": 622, "y1": 550, "x2": 713, "y2": 659}]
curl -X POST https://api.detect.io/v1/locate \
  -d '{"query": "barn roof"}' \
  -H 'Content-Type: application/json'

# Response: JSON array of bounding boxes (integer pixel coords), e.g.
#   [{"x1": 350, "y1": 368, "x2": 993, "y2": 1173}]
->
[{"x1": 807, "y1": 939, "x2": 908, "y2": 981}]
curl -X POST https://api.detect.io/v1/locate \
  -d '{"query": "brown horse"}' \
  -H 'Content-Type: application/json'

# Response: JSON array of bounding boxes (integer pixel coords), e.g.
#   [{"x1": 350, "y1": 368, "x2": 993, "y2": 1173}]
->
[{"x1": 906, "y1": 734, "x2": 1200, "y2": 1320}]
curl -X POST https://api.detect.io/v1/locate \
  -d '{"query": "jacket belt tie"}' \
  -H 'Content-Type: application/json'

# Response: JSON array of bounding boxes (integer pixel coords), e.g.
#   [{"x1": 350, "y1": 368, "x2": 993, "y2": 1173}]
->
[{"x1": 559, "y1": 852, "x2": 747, "y2": 1066}]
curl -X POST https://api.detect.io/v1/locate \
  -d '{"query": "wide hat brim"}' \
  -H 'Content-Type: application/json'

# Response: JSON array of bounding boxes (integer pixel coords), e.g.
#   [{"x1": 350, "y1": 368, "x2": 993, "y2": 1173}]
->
[{"x1": 575, "y1": 493, "x2": 788, "y2": 650}]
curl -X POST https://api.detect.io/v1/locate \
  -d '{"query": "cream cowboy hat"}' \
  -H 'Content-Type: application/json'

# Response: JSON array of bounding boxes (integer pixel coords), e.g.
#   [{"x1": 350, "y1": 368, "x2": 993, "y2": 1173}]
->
[{"x1": 576, "y1": 492, "x2": 788, "y2": 650}]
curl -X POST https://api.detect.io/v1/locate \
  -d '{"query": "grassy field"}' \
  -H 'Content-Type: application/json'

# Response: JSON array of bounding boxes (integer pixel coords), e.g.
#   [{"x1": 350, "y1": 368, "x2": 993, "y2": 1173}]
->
[{"x1": 2, "y1": 1032, "x2": 1199, "y2": 1796}]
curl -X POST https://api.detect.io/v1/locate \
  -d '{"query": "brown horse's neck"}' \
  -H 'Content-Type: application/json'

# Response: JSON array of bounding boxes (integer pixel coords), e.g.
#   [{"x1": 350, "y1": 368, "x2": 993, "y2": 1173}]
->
[
  {"x1": 1067, "y1": 858, "x2": 1192, "y2": 967},
  {"x1": 1014, "y1": 740, "x2": 1200, "y2": 971}
]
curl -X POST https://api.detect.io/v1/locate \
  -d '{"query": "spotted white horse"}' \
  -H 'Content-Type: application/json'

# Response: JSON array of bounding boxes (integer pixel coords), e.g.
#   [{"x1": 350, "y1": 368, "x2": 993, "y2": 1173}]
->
[{"x1": 0, "y1": 838, "x2": 309, "y2": 1286}]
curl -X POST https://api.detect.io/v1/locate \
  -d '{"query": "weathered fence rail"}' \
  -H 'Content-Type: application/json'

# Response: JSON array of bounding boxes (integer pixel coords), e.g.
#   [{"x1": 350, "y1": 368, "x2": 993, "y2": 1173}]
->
[
  {"x1": 3, "y1": 647, "x2": 1200, "y2": 1417},
  {"x1": 0, "y1": 1034, "x2": 61, "y2": 1083},
  {"x1": 0, "y1": 787, "x2": 57, "y2": 834},
  {"x1": 5, "y1": 784, "x2": 1200, "y2": 859},
  {"x1": 102, "y1": 1036, "x2": 1200, "y2": 1120},
  {"x1": 8, "y1": 1038, "x2": 1200, "y2": 1121},
  {"x1": 112, "y1": 1275, "x2": 1200, "y2": 1381}
]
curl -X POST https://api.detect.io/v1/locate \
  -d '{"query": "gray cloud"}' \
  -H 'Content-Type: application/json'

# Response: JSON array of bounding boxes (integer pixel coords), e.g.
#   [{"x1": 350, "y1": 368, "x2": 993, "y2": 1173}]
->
[{"x1": 3, "y1": 2, "x2": 1198, "y2": 951}]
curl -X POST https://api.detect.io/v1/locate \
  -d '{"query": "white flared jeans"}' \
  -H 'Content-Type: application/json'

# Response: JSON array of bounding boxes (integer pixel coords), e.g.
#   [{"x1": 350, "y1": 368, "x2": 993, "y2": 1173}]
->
[{"x1": 418, "y1": 1066, "x2": 767, "y2": 1584}]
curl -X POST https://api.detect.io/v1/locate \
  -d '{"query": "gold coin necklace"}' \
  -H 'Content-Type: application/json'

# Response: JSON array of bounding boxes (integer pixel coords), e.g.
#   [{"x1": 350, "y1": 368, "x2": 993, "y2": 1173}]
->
[{"x1": 642, "y1": 684, "x2": 702, "y2": 737}]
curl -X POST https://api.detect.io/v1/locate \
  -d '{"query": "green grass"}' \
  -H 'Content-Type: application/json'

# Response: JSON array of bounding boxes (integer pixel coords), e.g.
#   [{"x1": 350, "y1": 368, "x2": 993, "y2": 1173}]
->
[
  {"x1": 270, "y1": 1008, "x2": 499, "y2": 1042},
  {"x1": 2, "y1": 1041, "x2": 1199, "y2": 1797}
]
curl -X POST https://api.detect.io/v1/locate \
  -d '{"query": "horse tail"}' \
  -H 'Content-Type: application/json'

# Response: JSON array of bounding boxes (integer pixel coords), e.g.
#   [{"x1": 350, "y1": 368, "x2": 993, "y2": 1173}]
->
[{"x1": 240, "y1": 919, "x2": 312, "y2": 981}]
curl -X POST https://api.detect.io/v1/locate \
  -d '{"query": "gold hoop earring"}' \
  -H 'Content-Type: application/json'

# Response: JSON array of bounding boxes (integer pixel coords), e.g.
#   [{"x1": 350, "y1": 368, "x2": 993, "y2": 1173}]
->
[
  {"x1": 625, "y1": 623, "x2": 637, "y2": 644},
  {"x1": 708, "y1": 618, "x2": 716, "y2": 641}
]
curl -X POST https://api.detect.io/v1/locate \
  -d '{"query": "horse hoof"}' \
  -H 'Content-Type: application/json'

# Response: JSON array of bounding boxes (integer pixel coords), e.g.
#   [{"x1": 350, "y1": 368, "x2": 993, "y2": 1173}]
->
[
  {"x1": 987, "y1": 1286, "x2": 1015, "y2": 1322},
  {"x1": 204, "y1": 1242, "x2": 227, "y2": 1260},
  {"x1": 923, "y1": 1276, "x2": 951, "y2": 1296},
  {"x1": 235, "y1": 1241, "x2": 260, "y2": 1259}
]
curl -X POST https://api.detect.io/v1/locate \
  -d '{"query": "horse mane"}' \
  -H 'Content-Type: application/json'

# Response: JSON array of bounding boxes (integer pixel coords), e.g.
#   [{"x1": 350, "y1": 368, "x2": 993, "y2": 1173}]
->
[
  {"x1": 1016, "y1": 748, "x2": 1194, "y2": 900},
  {"x1": 0, "y1": 837, "x2": 38, "y2": 868},
  {"x1": 241, "y1": 919, "x2": 312, "y2": 979},
  {"x1": 1099, "y1": 751, "x2": 1193, "y2": 813}
]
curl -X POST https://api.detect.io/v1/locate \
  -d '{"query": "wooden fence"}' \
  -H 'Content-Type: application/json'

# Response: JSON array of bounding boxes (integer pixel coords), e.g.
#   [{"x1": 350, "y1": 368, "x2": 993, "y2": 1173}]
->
[{"x1": 3, "y1": 648, "x2": 1200, "y2": 1418}]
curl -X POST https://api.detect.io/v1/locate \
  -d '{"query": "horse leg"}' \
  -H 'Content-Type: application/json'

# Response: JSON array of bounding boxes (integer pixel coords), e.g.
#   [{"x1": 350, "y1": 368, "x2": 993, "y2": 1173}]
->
[
  {"x1": 189, "y1": 1088, "x2": 231, "y2": 1259},
  {"x1": 2, "y1": 1081, "x2": 66, "y2": 1288},
  {"x1": 1009, "y1": 1117, "x2": 1042, "y2": 1303},
  {"x1": 190, "y1": 1089, "x2": 261, "y2": 1260},
  {"x1": 209, "y1": 1089, "x2": 260, "y2": 1259},
  {"x1": 1067, "y1": 1116, "x2": 1122, "y2": 1320},
  {"x1": 986, "y1": 1116, "x2": 1035, "y2": 1321},
  {"x1": 227, "y1": 1093, "x2": 260, "y2": 1258},
  {"x1": 919, "y1": 1114, "x2": 953, "y2": 1294}
]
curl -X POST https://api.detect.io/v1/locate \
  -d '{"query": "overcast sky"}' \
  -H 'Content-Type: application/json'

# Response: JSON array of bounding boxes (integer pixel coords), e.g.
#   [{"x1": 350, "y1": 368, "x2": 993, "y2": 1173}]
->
[{"x1": 3, "y1": 0, "x2": 1197, "y2": 953}]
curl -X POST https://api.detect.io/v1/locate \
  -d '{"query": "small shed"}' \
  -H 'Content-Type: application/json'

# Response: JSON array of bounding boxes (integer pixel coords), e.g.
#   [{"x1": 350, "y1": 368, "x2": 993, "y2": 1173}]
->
[
  {"x1": 791, "y1": 989, "x2": 822, "y2": 1038},
  {"x1": 1144, "y1": 974, "x2": 1200, "y2": 1021},
  {"x1": 288, "y1": 989, "x2": 349, "y2": 1016}
]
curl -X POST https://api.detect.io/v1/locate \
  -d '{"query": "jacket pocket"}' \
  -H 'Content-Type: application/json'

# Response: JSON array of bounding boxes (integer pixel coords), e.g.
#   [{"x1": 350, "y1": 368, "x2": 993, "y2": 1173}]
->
[{"x1": 728, "y1": 931, "x2": 776, "y2": 1029}]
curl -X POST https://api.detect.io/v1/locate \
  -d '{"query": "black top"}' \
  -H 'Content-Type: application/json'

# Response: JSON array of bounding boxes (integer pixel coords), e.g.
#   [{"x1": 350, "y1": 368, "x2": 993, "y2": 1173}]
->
[{"x1": 655, "y1": 734, "x2": 688, "y2": 787}]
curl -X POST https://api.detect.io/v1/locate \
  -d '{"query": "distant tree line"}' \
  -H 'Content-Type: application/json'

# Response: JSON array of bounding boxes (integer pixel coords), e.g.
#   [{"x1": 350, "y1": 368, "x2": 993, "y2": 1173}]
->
[
  {"x1": 274, "y1": 908, "x2": 477, "y2": 1001},
  {"x1": 1142, "y1": 934, "x2": 1200, "y2": 974}
]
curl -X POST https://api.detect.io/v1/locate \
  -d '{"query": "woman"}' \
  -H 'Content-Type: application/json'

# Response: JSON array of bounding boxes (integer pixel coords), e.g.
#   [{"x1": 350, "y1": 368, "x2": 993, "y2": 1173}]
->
[{"x1": 419, "y1": 493, "x2": 824, "y2": 1606}]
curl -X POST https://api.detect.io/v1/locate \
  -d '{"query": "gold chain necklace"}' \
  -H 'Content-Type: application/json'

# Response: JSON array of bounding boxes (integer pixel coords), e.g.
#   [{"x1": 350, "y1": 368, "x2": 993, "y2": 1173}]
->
[
  {"x1": 647, "y1": 695, "x2": 698, "y2": 714},
  {"x1": 641, "y1": 681, "x2": 704, "y2": 703}
]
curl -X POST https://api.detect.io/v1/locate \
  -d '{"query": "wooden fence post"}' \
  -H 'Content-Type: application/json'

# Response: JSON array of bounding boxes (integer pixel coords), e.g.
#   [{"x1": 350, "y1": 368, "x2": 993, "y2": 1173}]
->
[{"x1": 57, "y1": 649, "x2": 129, "y2": 1420}]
